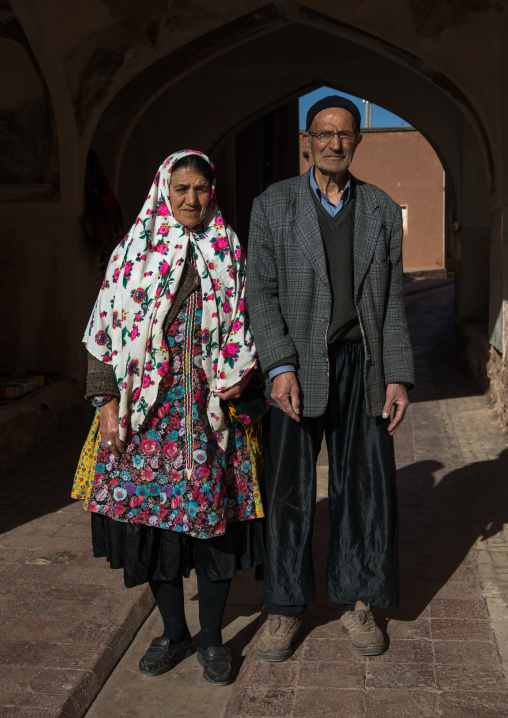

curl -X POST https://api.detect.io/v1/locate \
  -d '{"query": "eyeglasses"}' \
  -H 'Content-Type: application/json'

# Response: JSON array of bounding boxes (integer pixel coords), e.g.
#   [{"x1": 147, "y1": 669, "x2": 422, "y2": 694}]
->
[{"x1": 307, "y1": 130, "x2": 358, "y2": 144}]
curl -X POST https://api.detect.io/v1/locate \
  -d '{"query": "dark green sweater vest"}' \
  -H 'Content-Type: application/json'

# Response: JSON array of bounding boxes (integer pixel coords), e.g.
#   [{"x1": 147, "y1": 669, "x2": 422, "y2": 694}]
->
[{"x1": 311, "y1": 188, "x2": 362, "y2": 344}]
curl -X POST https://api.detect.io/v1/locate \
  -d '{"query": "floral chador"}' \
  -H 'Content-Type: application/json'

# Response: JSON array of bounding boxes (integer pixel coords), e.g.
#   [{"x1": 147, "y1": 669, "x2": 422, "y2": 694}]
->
[{"x1": 83, "y1": 150, "x2": 257, "y2": 453}]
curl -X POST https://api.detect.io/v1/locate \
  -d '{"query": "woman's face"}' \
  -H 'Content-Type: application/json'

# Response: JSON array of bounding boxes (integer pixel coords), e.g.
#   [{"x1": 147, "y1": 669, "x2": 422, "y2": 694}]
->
[{"x1": 168, "y1": 167, "x2": 211, "y2": 229}]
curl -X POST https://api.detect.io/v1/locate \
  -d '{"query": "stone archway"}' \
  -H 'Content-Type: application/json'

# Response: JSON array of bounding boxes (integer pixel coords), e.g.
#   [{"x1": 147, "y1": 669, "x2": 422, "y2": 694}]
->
[
  {"x1": 89, "y1": 12, "x2": 492, "y2": 336},
  {"x1": 3, "y1": 0, "x2": 505, "y2": 420},
  {"x1": 91, "y1": 14, "x2": 491, "y2": 209}
]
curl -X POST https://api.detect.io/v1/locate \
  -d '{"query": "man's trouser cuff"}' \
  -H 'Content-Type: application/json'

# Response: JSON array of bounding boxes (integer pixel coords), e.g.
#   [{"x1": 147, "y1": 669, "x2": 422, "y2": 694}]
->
[{"x1": 265, "y1": 603, "x2": 306, "y2": 617}]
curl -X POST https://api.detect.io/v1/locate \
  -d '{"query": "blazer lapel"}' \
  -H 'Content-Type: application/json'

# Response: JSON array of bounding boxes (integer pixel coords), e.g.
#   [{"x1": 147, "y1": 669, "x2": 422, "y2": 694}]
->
[
  {"x1": 353, "y1": 179, "x2": 383, "y2": 295},
  {"x1": 292, "y1": 170, "x2": 329, "y2": 287}
]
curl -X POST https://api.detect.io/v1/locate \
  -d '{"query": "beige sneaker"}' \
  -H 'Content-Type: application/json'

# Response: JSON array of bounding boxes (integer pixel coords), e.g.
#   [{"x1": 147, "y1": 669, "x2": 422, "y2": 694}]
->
[
  {"x1": 341, "y1": 601, "x2": 385, "y2": 655},
  {"x1": 257, "y1": 614, "x2": 302, "y2": 662}
]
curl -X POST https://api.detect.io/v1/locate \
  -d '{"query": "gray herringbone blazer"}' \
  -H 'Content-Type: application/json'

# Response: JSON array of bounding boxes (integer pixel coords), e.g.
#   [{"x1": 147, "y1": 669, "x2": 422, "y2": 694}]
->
[{"x1": 246, "y1": 169, "x2": 415, "y2": 417}]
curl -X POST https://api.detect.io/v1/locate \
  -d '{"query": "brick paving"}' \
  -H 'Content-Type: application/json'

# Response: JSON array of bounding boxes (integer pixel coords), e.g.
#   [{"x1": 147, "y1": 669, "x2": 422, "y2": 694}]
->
[
  {"x1": 2, "y1": 278, "x2": 508, "y2": 717},
  {"x1": 223, "y1": 279, "x2": 508, "y2": 718},
  {"x1": 0, "y1": 420, "x2": 155, "y2": 717}
]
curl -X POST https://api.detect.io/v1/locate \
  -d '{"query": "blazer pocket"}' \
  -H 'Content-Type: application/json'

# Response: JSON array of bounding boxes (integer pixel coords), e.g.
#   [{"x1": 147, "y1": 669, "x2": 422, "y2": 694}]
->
[{"x1": 372, "y1": 256, "x2": 390, "y2": 272}]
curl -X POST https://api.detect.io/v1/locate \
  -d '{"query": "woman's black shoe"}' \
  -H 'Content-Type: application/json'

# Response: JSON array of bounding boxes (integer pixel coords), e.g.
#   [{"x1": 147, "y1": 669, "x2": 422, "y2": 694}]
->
[
  {"x1": 197, "y1": 646, "x2": 234, "y2": 685},
  {"x1": 139, "y1": 636, "x2": 194, "y2": 676}
]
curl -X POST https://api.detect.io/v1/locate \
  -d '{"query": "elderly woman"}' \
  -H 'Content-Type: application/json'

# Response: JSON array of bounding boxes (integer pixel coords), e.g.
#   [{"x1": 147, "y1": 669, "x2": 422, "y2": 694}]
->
[{"x1": 73, "y1": 150, "x2": 264, "y2": 686}]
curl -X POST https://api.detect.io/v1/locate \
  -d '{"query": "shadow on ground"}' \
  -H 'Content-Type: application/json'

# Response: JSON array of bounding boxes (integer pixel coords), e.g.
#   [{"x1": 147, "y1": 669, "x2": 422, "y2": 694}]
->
[{"x1": 0, "y1": 417, "x2": 91, "y2": 533}]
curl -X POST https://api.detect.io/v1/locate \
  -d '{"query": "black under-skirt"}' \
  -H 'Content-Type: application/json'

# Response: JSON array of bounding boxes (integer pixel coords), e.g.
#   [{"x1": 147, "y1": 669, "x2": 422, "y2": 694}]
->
[{"x1": 91, "y1": 512, "x2": 266, "y2": 588}]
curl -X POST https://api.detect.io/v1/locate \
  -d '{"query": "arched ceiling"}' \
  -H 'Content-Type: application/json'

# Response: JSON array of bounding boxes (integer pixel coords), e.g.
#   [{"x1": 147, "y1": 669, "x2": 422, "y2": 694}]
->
[
  {"x1": 13, "y1": 0, "x2": 506, "y2": 135},
  {"x1": 6, "y1": 0, "x2": 508, "y2": 205},
  {"x1": 92, "y1": 16, "x2": 485, "y2": 222}
]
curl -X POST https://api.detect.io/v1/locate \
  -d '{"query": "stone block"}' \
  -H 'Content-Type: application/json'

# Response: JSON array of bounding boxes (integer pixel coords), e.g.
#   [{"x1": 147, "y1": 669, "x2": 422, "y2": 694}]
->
[
  {"x1": 433, "y1": 639, "x2": 502, "y2": 666},
  {"x1": 373, "y1": 639, "x2": 433, "y2": 664},
  {"x1": 366, "y1": 662, "x2": 435, "y2": 690},
  {"x1": 247, "y1": 661, "x2": 299, "y2": 690},
  {"x1": 296, "y1": 660, "x2": 365, "y2": 689},
  {"x1": 438, "y1": 691, "x2": 508, "y2": 717},
  {"x1": 385, "y1": 617, "x2": 431, "y2": 640},
  {"x1": 429, "y1": 598, "x2": 489, "y2": 619},
  {"x1": 435, "y1": 664, "x2": 507, "y2": 692},
  {"x1": 226, "y1": 688, "x2": 295, "y2": 717},
  {"x1": 364, "y1": 689, "x2": 438, "y2": 718},
  {"x1": 430, "y1": 618, "x2": 494, "y2": 641},
  {"x1": 293, "y1": 688, "x2": 364, "y2": 717}
]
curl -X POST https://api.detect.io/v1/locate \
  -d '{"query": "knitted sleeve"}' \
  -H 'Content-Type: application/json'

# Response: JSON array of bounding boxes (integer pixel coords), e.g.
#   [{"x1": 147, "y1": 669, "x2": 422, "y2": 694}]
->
[{"x1": 85, "y1": 353, "x2": 119, "y2": 399}]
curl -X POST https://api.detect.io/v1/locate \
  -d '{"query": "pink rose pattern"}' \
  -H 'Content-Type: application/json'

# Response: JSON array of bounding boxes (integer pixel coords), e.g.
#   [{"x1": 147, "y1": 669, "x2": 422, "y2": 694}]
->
[
  {"x1": 89, "y1": 293, "x2": 258, "y2": 538},
  {"x1": 84, "y1": 149, "x2": 257, "y2": 450}
]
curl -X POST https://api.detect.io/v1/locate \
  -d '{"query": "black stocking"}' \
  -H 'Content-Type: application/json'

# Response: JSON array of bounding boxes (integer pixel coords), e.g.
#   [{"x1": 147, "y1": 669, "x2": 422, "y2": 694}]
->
[
  {"x1": 149, "y1": 577, "x2": 191, "y2": 644},
  {"x1": 197, "y1": 575, "x2": 231, "y2": 650}
]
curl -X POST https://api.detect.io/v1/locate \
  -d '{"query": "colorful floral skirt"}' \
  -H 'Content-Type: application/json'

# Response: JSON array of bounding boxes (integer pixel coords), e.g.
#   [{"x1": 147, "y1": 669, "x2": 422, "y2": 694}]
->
[
  {"x1": 88, "y1": 291, "x2": 262, "y2": 538},
  {"x1": 86, "y1": 290, "x2": 265, "y2": 585}
]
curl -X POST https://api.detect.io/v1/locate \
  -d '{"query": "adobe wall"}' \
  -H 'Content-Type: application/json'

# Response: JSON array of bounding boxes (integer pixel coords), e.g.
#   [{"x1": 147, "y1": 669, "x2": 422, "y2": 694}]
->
[{"x1": 300, "y1": 129, "x2": 445, "y2": 274}]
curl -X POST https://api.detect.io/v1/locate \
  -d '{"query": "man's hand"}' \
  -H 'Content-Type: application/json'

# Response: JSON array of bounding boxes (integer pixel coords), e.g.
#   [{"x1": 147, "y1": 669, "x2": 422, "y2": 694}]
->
[
  {"x1": 271, "y1": 371, "x2": 301, "y2": 422},
  {"x1": 99, "y1": 398, "x2": 125, "y2": 460},
  {"x1": 219, "y1": 372, "x2": 252, "y2": 401},
  {"x1": 382, "y1": 382, "x2": 409, "y2": 435}
]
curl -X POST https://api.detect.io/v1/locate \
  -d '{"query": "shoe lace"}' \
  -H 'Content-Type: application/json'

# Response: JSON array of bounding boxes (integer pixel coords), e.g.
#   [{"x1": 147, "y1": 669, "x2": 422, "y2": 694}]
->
[
  {"x1": 267, "y1": 615, "x2": 282, "y2": 635},
  {"x1": 268, "y1": 615, "x2": 296, "y2": 636},
  {"x1": 350, "y1": 607, "x2": 373, "y2": 629}
]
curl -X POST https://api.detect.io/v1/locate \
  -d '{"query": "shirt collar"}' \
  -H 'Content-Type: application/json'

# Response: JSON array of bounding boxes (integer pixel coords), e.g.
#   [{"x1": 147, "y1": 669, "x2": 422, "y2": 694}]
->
[{"x1": 309, "y1": 166, "x2": 351, "y2": 206}]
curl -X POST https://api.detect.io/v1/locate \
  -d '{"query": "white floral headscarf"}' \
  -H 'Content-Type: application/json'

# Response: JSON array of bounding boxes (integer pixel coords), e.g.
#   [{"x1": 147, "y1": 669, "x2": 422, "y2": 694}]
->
[{"x1": 84, "y1": 150, "x2": 257, "y2": 449}]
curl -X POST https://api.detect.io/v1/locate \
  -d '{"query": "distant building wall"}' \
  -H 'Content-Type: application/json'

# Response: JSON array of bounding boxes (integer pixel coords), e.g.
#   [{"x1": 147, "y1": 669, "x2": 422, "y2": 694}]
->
[{"x1": 299, "y1": 128, "x2": 445, "y2": 274}]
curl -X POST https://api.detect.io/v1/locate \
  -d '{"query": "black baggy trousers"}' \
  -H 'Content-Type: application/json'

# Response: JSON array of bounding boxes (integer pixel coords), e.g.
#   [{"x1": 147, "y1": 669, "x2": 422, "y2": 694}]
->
[{"x1": 264, "y1": 341, "x2": 399, "y2": 609}]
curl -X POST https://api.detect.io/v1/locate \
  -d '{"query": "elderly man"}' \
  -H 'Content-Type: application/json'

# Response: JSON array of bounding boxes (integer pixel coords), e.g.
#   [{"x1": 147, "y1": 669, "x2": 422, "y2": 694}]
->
[{"x1": 246, "y1": 95, "x2": 414, "y2": 660}]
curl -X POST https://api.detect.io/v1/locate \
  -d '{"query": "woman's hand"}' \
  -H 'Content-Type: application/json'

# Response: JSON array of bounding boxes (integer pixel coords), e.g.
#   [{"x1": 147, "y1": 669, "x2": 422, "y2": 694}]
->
[
  {"x1": 99, "y1": 398, "x2": 125, "y2": 460},
  {"x1": 219, "y1": 372, "x2": 252, "y2": 401}
]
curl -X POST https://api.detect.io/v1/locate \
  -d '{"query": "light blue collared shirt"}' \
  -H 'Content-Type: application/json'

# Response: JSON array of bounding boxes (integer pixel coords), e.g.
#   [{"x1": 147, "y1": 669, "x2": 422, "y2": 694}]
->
[
  {"x1": 267, "y1": 168, "x2": 352, "y2": 381},
  {"x1": 309, "y1": 166, "x2": 352, "y2": 216}
]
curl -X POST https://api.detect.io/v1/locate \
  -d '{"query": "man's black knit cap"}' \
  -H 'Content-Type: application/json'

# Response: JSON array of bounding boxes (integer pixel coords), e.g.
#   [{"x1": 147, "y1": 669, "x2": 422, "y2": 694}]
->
[{"x1": 306, "y1": 95, "x2": 362, "y2": 132}]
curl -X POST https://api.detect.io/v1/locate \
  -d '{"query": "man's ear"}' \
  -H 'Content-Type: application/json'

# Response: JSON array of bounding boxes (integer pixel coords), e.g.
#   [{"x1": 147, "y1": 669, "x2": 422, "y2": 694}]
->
[
  {"x1": 303, "y1": 132, "x2": 311, "y2": 148},
  {"x1": 355, "y1": 133, "x2": 363, "y2": 147}
]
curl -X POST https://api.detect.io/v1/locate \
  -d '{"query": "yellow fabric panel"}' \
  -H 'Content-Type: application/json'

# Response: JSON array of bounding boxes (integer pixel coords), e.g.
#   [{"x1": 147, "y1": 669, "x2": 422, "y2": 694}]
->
[
  {"x1": 228, "y1": 404, "x2": 265, "y2": 519},
  {"x1": 71, "y1": 410, "x2": 100, "y2": 508}
]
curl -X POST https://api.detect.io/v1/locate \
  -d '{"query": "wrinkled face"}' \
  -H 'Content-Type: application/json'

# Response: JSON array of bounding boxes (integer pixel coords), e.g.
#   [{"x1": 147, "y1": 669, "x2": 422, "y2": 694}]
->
[
  {"x1": 168, "y1": 167, "x2": 211, "y2": 228},
  {"x1": 307, "y1": 107, "x2": 362, "y2": 175}
]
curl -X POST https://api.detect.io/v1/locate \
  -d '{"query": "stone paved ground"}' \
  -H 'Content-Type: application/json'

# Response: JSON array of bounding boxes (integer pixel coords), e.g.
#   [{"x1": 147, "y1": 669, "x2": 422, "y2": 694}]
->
[
  {"x1": 0, "y1": 420, "x2": 155, "y2": 716},
  {"x1": 223, "y1": 279, "x2": 508, "y2": 718},
  {"x1": 85, "y1": 567, "x2": 264, "y2": 718},
  {"x1": 2, "y1": 279, "x2": 508, "y2": 717}
]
